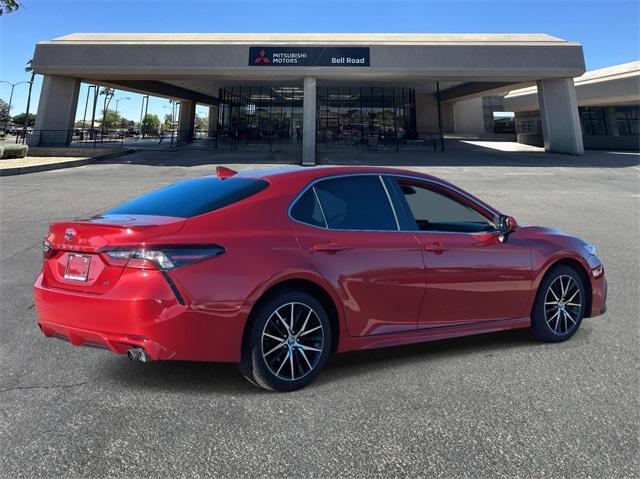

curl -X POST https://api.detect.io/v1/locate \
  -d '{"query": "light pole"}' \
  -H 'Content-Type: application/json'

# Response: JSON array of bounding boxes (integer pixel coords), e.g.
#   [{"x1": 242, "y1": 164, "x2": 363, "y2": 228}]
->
[
  {"x1": 81, "y1": 85, "x2": 95, "y2": 133},
  {"x1": 139, "y1": 95, "x2": 149, "y2": 138},
  {"x1": 0, "y1": 80, "x2": 32, "y2": 133},
  {"x1": 113, "y1": 97, "x2": 130, "y2": 130}
]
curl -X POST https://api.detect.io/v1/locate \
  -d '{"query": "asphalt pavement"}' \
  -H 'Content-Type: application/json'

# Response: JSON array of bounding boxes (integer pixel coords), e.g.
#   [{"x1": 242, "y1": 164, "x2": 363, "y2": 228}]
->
[{"x1": 0, "y1": 147, "x2": 638, "y2": 478}]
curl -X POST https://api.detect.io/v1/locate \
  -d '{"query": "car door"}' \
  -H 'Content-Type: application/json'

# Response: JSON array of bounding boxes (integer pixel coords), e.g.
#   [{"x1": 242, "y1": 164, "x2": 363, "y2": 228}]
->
[
  {"x1": 290, "y1": 174, "x2": 425, "y2": 337},
  {"x1": 387, "y1": 176, "x2": 532, "y2": 328}
]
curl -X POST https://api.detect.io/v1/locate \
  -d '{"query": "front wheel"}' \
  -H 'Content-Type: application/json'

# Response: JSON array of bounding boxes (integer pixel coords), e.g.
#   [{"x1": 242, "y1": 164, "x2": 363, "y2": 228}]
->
[
  {"x1": 531, "y1": 265, "x2": 586, "y2": 342},
  {"x1": 239, "y1": 290, "x2": 331, "y2": 392}
]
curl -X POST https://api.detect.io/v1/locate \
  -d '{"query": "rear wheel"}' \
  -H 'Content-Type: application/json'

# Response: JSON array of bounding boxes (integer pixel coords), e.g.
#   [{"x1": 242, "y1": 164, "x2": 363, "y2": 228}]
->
[
  {"x1": 240, "y1": 290, "x2": 331, "y2": 392},
  {"x1": 531, "y1": 265, "x2": 586, "y2": 342}
]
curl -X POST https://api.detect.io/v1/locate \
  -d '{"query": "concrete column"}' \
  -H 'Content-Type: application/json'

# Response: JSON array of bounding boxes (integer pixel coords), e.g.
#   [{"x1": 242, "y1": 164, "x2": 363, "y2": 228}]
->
[
  {"x1": 537, "y1": 78, "x2": 584, "y2": 155},
  {"x1": 29, "y1": 75, "x2": 80, "y2": 146},
  {"x1": 302, "y1": 77, "x2": 317, "y2": 166},
  {"x1": 178, "y1": 100, "x2": 196, "y2": 143},
  {"x1": 208, "y1": 106, "x2": 218, "y2": 137}
]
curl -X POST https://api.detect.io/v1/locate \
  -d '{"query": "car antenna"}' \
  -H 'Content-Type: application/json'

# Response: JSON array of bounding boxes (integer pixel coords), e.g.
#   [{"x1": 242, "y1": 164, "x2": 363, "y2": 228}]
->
[{"x1": 216, "y1": 166, "x2": 237, "y2": 179}]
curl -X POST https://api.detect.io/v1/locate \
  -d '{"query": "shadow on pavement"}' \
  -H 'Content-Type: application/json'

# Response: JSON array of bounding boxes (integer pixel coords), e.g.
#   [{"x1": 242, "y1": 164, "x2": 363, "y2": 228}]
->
[
  {"x1": 96, "y1": 139, "x2": 640, "y2": 169},
  {"x1": 94, "y1": 325, "x2": 595, "y2": 394}
]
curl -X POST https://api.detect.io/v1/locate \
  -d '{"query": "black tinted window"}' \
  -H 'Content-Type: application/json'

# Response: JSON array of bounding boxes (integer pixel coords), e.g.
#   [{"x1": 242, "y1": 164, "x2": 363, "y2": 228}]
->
[
  {"x1": 291, "y1": 189, "x2": 325, "y2": 227},
  {"x1": 104, "y1": 176, "x2": 269, "y2": 218},
  {"x1": 314, "y1": 176, "x2": 397, "y2": 231},
  {"x1": 397, "y1": 180, "x2": 494, "y2": 233}
]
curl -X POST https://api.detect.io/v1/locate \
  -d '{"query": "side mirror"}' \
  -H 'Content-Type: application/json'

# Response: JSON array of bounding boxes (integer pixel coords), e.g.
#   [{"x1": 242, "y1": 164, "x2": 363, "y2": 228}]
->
[{"x1": 498, "y1": 215, "x2": 518, "y2": 234}]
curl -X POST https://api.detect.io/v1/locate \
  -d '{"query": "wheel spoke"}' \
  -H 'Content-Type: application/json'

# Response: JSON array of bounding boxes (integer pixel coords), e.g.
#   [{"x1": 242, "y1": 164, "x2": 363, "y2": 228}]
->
[
  {"x1": 546, "y1": 310, "x2": 560, "y2": 324},
  {"x1": 298, "y1": 309, "x2": 312, "y2": 337},
  {"x1": 275, "y1": 310, "x2": 291, "y2": 334},
  {"x1": 565, "y1": 309, "x2": 577, "y2": 324},
  {"x1": 290, "y1": 303, "x2": 295, "y2": 332},
  {"x1": 299, "y1": 325, "x2": 322, "y2": 337},
  {"x1": 298, "y1": 344, "x2": 322, "y2": 352},
  {"x1": 297, "y1": 347, "x2": 313, "y2": 370},
  {"x1": 264, "y1": 341, "x2": 286, "y2": 356},
  {"x1": 563, "y1": 311, "x2": 568, "y2": 333},
  {"x1": 289, "y1": 348, "x2": 295, "y2": 379},
  {"x1": 548, "y1": 287, "x2": 560, "y2": 301},
  {"x1": 263, "y1": 332, "x2": 285, "y2": 343},
  {"x1": 276, "y1": 349, "x2": 290, "y2": 376}
]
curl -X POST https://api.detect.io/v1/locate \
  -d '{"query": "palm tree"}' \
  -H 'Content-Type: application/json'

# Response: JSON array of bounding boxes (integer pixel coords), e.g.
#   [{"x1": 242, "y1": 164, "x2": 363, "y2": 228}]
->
[
  {"x1": 99, "y1": 87, "x2": 115, "y2": 133},
  {"x1": 0, "y1": 0, "x2": 21, "y2": 15},
  {"x1": 22, "y1": 59, "x2": 35, "y2": 141}
]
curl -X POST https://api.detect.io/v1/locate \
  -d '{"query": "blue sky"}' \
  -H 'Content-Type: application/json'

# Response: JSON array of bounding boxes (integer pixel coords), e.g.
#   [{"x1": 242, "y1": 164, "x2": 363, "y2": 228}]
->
[{"x1": 1, "y1": 0, "x2": 638, "y2": 123}]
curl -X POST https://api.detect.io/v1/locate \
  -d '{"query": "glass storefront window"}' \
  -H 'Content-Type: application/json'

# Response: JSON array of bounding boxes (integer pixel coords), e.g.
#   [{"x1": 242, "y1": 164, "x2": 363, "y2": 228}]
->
[
  {"x1": 218, "y1": 86, "x2": 303, "y2": 145},
  {"x1": 218, "y1": 85, "x2": 418, "y2": 147},
  {"x1": 615, "y1": 105, "x2": 639, "y2": 136},
  {"x1": 579, "y1": 107, "x2": 607, "y2": 136},
  {"x1": 315, "y1": 86, "x2": 417, "y2": 146}
]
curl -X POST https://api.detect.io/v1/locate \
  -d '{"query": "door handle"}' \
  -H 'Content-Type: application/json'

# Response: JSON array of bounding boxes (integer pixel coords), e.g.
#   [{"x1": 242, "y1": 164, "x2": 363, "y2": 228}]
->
[
  {"x1": 312, "y1": 242, "x2": 347, "y2": 254},
  {"x1": 424, "y1": 242, "x2": 448, "y2": 254}
]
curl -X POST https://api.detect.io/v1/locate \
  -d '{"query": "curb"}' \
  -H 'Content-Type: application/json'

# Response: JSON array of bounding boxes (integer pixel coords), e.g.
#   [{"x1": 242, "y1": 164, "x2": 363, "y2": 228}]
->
[{"x1": 0, "y1": 149, "x2": 135, "y2": 176}]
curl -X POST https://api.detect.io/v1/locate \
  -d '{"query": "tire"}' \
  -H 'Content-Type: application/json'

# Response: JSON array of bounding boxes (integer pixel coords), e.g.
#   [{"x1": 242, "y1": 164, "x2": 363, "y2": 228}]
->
[
  {"x1": 530, "y1": 264, "x2": 587, "y2": 342},
  {"x1": 239, "y1": 290, "x2": 332, "y2": 392}
]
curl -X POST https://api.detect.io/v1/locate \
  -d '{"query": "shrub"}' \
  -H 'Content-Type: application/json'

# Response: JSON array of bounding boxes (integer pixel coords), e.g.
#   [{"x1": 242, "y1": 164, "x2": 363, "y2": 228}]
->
[
  {"x1": 1, "y1": 144, "x2": 28, "y2": 159},
  {"x1": 0, "y1": 146, "x2": 3, "y2": 158}
]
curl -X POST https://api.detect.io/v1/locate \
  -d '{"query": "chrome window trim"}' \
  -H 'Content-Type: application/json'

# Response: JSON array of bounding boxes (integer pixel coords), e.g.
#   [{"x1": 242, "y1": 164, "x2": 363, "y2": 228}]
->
[
  {"x1": 287, "y1": 172, "x2": 500, "y2": 235},
  {"x1": 379, "y1": 175, "x2": 401, "y2": 231},
  {"x1": 311, "y1": 186, "x2": 329, "y2": 229}
]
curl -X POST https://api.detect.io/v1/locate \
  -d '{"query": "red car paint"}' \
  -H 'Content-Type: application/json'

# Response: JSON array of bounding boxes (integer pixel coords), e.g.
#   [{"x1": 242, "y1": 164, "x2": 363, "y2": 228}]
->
[{"x1": 34, "y1": 166, "x2": 607, "y2": 362}]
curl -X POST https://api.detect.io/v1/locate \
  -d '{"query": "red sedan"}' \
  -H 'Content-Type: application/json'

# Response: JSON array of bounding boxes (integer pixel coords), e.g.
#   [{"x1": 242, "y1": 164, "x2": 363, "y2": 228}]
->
[{"x1": 34, "y1": 166, "x2": 607, "y2": 391}]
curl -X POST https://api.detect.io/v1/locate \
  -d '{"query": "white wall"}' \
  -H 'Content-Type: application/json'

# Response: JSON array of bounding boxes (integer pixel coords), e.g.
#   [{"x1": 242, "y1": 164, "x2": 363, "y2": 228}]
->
[{"x1": 452, "y1": 97, "x2": 485, "y2": 134}]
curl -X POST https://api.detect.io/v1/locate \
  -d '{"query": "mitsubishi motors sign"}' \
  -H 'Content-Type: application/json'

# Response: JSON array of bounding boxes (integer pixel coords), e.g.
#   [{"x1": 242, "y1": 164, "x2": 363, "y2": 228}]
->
[{"x1": 249, "y1": 46, "x2": 370, "y2": 67}]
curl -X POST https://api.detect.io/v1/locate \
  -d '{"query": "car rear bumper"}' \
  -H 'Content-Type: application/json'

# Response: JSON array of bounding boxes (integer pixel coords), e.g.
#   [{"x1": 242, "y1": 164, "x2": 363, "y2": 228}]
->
[{"x1": 33, "y1": 272, "x2": 247, "y2": 362}]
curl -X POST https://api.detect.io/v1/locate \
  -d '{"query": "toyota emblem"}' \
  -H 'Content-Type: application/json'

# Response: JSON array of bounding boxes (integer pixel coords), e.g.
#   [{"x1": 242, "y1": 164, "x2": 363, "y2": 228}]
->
[{"x1": 64, "y1": 228, "x2": 76, "y2": 242}]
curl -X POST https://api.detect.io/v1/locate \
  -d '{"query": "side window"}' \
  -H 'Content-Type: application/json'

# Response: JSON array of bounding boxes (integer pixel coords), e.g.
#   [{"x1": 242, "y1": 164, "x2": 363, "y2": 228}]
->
[
  {"x1": 290, "y1": 188, "x2": 326, "y2": 228},
  {"x1": 396, "y1": 180, "x2": 495, "y2": 233},
  {"x1": 314, "y1": 176, "x2": 397, "y2": 231}
]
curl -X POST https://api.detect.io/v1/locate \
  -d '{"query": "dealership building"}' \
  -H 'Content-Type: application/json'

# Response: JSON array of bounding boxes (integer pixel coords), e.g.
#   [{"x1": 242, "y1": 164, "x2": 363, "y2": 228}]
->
[
  {"x1": 505, "y1": 61, "x2": 639, "y2": 151},
  {"x1": 31, "y1": 33, "x2": 590, "y2": 164}
]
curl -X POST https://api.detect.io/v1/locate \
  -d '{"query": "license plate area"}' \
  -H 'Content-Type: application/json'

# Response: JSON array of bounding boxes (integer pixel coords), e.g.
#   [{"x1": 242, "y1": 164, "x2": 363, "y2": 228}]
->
[{"x1": 64, "y1": 254, "x2": 92, "y2": 281}]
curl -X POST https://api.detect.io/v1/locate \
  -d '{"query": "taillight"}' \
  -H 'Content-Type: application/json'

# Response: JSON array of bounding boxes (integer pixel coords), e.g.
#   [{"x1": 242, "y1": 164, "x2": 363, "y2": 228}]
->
[
  {"x1": 101, "y1": 245, "x2": 225, "y2": 270},
  {"x1": 42, "y1": 239, "x2": 55, "y2": 259}
]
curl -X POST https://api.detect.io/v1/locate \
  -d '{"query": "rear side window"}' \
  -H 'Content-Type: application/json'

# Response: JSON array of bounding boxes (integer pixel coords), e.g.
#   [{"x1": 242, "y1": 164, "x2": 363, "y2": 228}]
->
[
  {"x1": 104, "y1": 176, "x2": 269, "y2": 218},
  {"x1": 290, "y1": 189, "x2": 326, "y2": 227},
  {"x1": 313, "y1": 176, "x2": 397, "y2": 231}
]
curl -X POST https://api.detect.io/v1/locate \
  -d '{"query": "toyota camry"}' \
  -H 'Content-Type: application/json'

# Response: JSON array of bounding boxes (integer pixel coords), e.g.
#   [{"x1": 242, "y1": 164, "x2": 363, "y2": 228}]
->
[{"x1": 34, "y1": 166, "x2": 607, "y2": 391}]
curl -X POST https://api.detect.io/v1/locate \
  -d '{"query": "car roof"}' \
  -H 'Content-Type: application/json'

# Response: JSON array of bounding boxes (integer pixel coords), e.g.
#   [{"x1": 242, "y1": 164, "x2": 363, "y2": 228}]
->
[{"x1": 238, "y1": 165, "x2": 444, "y2": 184}]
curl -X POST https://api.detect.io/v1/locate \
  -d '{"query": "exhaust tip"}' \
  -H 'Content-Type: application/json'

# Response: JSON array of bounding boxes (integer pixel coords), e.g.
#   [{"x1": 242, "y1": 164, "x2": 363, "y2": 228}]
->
[{"x1": 127, "y1": 347, "x2": 151, "y2": 363}]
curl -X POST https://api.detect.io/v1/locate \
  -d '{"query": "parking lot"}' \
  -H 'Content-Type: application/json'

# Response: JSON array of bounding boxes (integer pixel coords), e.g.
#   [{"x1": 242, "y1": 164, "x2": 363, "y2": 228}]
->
[{"x1": 0, "y1": 147, "x2": 638, "y2": 478}]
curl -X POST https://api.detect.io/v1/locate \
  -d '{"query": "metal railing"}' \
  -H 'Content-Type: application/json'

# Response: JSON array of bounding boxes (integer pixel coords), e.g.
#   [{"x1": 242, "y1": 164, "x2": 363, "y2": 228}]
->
[{"x1": 12, "y1": 129, "x2": 180, "y2": 150}]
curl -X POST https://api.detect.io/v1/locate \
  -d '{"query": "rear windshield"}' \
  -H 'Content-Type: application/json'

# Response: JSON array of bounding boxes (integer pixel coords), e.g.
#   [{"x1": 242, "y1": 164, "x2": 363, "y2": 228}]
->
[{"x1": 103, "y1": 176, "x2": 269, "y2": 218}]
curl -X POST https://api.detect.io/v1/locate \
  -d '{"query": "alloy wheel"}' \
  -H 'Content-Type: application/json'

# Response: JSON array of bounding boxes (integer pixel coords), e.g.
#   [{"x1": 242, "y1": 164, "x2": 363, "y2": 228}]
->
[
  {"x1": 261, "y1": 302, "x2": 325, "y2": 381},
  {"x1": 544, "y1": 275, "x2": 583, "y2": 335}
]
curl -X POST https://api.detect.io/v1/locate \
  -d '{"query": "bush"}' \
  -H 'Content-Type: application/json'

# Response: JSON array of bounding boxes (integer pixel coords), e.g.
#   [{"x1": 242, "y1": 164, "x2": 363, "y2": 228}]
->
[
  {"x1": 0, "y1": 146, "x2": 3, "y2": 158},
  {"x1": 1, "y1": 144, "x2": 28, "y2": 159}
]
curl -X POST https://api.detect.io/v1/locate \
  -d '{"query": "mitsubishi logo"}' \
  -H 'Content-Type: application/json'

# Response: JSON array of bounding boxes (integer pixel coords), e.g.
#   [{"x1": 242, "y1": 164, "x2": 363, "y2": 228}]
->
[
  {"x1": 254, "y1": 49, "x2": 270, "y2": 64},
  {"x1": 64, "y1": 228, "x2": 76, "y2": 242}
]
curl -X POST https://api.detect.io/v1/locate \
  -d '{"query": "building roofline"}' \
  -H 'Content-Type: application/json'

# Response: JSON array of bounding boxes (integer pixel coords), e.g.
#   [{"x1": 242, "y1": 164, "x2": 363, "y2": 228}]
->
[
  {"x1": 505, "y1": 60, "x2": 640, "y2": 98},
  {"x1": 42, "y1": 32, "x2": 578, "y2": 47}
]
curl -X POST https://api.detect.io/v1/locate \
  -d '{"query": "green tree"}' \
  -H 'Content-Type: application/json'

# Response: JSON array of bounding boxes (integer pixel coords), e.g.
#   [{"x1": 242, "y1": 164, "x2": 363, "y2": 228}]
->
[
  {"x1": 0, "y1": 0, "x2": 21, "y2": 15},
  {"x1": 99, "y1": 87, "x2": 115, "y2": 132},
  {"x1": 141, "y1": 113, "x2": 160, "y2": 135},
  {"x1": 195, "y1": 114, "x2": 208, "y2": 131},
  {"x1": 163, "y1": 113, "x2": 174, "y2": 131},
  {"x1": 0, "y1": 99, "x2": 9, "y2": 125},
  {"x1": 101, "y1": 109, "x2": 128, "y2": 129},
  {"x1": 11, "y1": 112, "x2": 35, "y2": 127}
]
